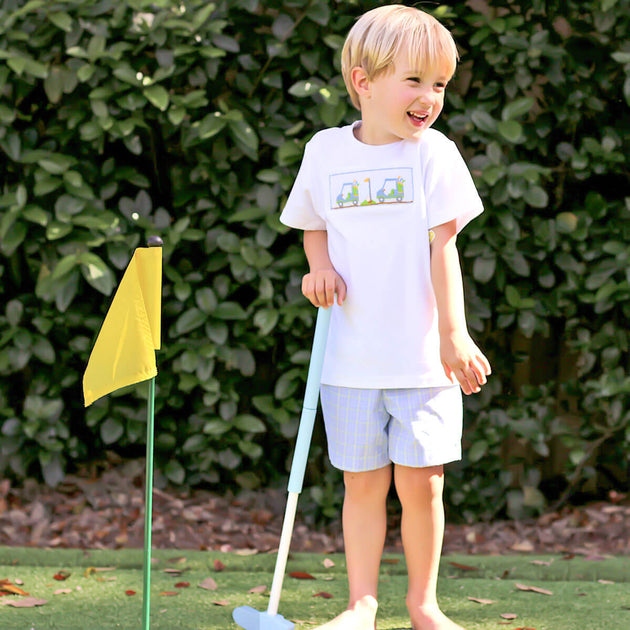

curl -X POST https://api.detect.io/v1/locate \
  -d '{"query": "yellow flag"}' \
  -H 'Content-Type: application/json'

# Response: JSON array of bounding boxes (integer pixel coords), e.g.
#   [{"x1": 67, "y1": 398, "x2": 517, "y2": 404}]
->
[{"x1": 83, "y1": 247, "x2": 162, "y2": 407}]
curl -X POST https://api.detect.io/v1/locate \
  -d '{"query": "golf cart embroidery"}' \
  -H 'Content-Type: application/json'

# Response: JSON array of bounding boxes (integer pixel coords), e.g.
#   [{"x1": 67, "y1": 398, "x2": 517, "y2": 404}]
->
[{"x1": 330, "y1": 167, "x2": 413, "y2": 209}]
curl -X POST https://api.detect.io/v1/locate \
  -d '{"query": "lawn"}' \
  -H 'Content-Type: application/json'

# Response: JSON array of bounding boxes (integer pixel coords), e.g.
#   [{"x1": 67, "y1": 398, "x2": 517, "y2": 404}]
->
[{"x1": 1, "y1": 547, "x2": 628, "y2": 629}]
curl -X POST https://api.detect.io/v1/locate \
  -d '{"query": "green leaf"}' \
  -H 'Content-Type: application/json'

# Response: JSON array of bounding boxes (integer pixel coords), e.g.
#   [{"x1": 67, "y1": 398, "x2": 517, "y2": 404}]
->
[
  {"x1": 1, "y1": 221, "x2": 27, "y2": 256},
  {"x1": 288, "y1": 79, "x2": 324, "y2": 97},
  {"x1": 206, "y1": 322, "x2": 228, "y2": 345},
  {"x1": 498, "y1": 120, "x2": 522, "y2": 143},
  {"x1": 502, "y1": 97, "x2": 534, "y2": 121},
  {"x1": 233, "y1": 414, "x2": 266, "y2": 433},
  {"x1": 1, "y1": 133, "x2": 21, "y2": 161},
  {"x1": 32, "y1": 336, "x2": 55, "y2": 364},
  {"x1": 40, "y1": 452, "x2": 64, "y2": 487},
  {"x1": 556, "y1": 212, "x2": 578, "y2": 233},
  {"x1": 272, "y1": 14, "x2": 294, "y2": 40},
  {"x1": 274, "y1": 368, "x2": 302, "y2": 400},
  {"x1": 473, "y1": 255, "x2": 496, "y2": 283},
  {"x1": 197, "y1": 112, "x2": 226, "y2": 139},
  {"x1": 46, "y1": 221, "x2": 73, "y2": 240},
  {"x1": 524, "y1": 186, "x2": 549, "y2": 208},
  {"x1": 228, "y1": 118, "x2": 259, "y2": 157},
  {"x1": 143, "y1": 84, "x2": 170, "y2": 111},
  {"x1": 165, "y1": 459, "x2": 186, "y2": 484},
  {"x1": 48, "y1": 11, "x2": 73, "y2": 32},
  {"x1": 306, "y1": 2, "x2": 331, "y2": 25},
  {"x1": 213, "y1": 302, "x2": 247, "y2": 320},
  {"x1": 254, "y1": 308, "x2": 279, "y2": 335},
  {"x1": 182, "y1": 434, "x2": 206, "y2": 453},
  {"x1": 8, "y1": 55, "x2": 48, "y2": 79},
  {"x1": 203, "y1": 418, "x2": 230, "y2": 436},
  {"x1": 471, "y1": 110, "x2": 497, "y2": 133},
  {"x1": 6, "y1": 300, "x2": 24, "y2": 327},
  {"x1": 0, "y1": 104, "x2": 16, "y2": 124},
  {"x1": 175, "y1": 308, "x2": 208, "y2": 334},
  {"x1": 80, "y1": 254, "x2": 115, "y2": 295},
  {"x1": 468, "y1": 440, "x2": 488, "y2": 463},
  {"x1": 505, "y1": 285, "x2": 521, "y2": 307},
  {"x1": 238, "y1": 440, "x2": 263, "y2": 459},
  {"x1": 195, "y1": 288, "x2": 218, "y2": 313},
  {"x1": 56, "y1": 271, "x2": 80, "y2": 312},
  {"x1": 101, "y1": 418, "x2": 124, "y2": 444},
  {"x1": 44, "y1": 66, "x2": 64, "y2": 103},
  {"x1": 192, "y1": 3, "x2": 216, "y2": 30},
  {"x1": 518, "y1": 311, "x2": 537, "y2": 337},
  {"x1": 218, "y1": 449, "x2": 242, "y2": 470},
  {"x1": 38, "y1": 154, "x2": 75, "y2": 174}
]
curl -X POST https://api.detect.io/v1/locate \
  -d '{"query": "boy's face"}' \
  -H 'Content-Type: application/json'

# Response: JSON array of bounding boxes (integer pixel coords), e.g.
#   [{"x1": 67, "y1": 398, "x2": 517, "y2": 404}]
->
[{"x1": 355, "y1": 51, "x2": 450, "y2": 145}]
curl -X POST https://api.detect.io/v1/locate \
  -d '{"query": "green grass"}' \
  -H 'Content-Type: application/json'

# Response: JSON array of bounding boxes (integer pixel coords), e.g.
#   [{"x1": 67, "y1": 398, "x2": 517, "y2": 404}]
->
[{"x1": 1, "y1": 547, "x2": 629, "y2": 629}]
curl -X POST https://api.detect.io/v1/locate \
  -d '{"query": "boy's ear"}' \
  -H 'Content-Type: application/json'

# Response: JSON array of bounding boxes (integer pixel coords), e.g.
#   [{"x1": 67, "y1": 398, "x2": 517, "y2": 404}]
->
[{"x1": 350, "y1": 66, "x2": 371, "y2": 99}]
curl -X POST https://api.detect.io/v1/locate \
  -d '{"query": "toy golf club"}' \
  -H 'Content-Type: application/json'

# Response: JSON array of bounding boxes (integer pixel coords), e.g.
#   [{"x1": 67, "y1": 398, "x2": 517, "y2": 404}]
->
[{"x1": 233, "y1": 305, "x2": 332, "y2": 630}]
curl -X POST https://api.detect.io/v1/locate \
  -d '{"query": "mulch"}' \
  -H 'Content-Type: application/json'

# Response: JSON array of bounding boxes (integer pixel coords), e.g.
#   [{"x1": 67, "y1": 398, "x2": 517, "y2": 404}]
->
[{"x1": 1, "y1": 460, "x2": 628, "y2": 558}]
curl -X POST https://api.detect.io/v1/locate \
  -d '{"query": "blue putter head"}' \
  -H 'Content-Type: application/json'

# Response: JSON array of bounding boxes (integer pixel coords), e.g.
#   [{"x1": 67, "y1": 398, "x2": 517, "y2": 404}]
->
[{"x1": 232, "y1": 606, "x2": 294, "y2": 630}]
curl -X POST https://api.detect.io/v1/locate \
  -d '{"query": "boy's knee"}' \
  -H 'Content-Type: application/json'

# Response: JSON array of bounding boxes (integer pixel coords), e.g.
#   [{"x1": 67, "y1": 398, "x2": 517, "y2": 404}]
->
[
  {"x1": 344, "y1": 466, "x2": 391, "y2": 499},
  {"x1": 394, "y1": 464, "x2": 444, "y2": 503}
]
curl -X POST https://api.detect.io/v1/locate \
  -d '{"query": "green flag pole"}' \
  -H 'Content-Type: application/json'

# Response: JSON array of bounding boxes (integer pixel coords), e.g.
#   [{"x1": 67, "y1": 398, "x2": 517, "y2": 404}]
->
[
  {"x1": 142, "y1": 376, "x2": 156, "y2": 630},
  {"x1": 142, "y1": 235, "x2": 162, "y2": 630}
]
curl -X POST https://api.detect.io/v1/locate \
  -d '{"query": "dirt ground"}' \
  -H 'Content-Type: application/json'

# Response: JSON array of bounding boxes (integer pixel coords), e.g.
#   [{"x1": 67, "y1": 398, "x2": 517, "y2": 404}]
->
[{"x1": 0, "y1": 460, "x2": 628, "y2": 558}]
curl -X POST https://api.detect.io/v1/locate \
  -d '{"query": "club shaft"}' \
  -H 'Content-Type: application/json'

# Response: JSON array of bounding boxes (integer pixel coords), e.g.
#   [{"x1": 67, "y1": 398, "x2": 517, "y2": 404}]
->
[
  {"x1": 267, "y1": 492, "x2": 299, "y2": 615},
  {"x1": 287, "y1": 306, "x2": 332, "y2": 494}
]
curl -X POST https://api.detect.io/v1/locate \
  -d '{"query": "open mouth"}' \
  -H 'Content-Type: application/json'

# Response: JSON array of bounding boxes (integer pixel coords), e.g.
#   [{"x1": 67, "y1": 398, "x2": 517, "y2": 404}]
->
[{"x1": 407, "y1": 111, "x2": 429, "y2": 125}]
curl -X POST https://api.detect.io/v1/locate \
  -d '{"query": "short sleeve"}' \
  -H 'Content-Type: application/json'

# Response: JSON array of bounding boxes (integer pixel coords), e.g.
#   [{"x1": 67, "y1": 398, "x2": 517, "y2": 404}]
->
[
  {"x1": 423, "y1": 135, "x2": 483, "y2": 233},
  {"x1": 279, "y1": 141, "x2": 326, "y2": 231}
]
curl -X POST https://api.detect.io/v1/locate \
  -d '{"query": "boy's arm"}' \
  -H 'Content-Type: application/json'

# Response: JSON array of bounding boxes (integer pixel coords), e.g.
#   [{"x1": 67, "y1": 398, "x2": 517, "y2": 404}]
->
[
  {"x1": 302, "y1": 230, "x2": 346, "y2": 308},
  {"x1": 430, "y1": 220, "x2": 491, "y2": 394}
]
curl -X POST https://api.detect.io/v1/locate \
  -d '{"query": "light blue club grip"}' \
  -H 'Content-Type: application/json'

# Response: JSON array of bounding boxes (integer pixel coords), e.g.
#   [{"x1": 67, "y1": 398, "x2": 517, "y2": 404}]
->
[{"x1": 287, "y1": 306, "x2": 332, "y2": 494}]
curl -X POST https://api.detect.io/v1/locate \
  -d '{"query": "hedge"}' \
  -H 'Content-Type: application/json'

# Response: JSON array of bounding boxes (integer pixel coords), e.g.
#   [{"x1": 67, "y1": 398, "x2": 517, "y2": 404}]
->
[{"x1": 0, "y1": 0, "x2": 628, "y2": 523}]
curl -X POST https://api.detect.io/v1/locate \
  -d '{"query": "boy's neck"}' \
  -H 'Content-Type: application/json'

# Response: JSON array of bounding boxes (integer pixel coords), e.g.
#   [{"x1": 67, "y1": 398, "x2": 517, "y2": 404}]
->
[{"x1": 353, "y1": 121, "x2": 397, "y2": 146}]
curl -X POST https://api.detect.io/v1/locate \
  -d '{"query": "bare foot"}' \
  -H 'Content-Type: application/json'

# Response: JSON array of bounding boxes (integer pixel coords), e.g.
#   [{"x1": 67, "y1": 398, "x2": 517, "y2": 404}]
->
[
  {"x1": 409, "y1": 603, "x2": 466, "y2": 630},
  {"x1": 314, "y1": 595, "x2": 378, "y2": 630}
]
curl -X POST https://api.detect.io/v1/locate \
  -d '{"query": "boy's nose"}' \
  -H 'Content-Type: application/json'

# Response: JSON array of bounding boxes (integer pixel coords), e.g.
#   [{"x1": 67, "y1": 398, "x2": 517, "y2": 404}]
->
[
  {"x1": 417, "y1": 87, "x2": 435, "y2": 106},
  {"x1": 417, "y1": 93, "x2": 435, "y2": 109}
]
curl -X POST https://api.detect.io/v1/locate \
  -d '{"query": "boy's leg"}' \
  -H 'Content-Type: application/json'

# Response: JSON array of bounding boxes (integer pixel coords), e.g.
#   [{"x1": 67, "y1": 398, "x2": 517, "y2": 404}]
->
[
  {"x1": 394, "y1": 464, "x2": 465, "y2": 630},
  {"x1": 314, "y1": 464, "x2": 391, "y2": 630},
  {"x1": 344, "y1": 465, "x2": 391, "y2": 605}
]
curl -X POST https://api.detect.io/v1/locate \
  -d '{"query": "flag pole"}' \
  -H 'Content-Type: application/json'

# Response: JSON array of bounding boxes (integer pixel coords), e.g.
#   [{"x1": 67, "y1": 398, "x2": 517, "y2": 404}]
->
[{"x1": 142, "y1": 236, "x2": 163, "y2": 630}]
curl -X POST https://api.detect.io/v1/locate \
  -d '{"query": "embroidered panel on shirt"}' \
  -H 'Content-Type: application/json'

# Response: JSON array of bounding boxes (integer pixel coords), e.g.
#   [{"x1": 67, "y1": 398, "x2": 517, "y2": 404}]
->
[{"x1": 329, "y1": 167, "x2": 414, "y2": 210}]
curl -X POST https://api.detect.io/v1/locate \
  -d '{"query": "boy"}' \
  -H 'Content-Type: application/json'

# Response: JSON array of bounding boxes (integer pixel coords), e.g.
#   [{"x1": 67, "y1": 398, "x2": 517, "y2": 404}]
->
[{"x1": 280, "y1": 5, "x2": 491, "y2": 630}]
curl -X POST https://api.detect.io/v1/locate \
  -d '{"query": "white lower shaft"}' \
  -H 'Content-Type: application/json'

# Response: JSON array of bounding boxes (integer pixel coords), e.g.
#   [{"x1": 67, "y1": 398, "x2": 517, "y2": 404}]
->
[{"x1": 267, "y1": 492, "x2": 299, "y2": 616}]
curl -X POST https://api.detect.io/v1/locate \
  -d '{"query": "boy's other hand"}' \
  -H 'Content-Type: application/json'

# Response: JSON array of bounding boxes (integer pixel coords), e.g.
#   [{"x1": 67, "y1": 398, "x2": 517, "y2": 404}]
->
[
  {"x1": 302, "y1": 269, "x2": 347, "y2": 308},
  {"x1": 440, "y1": 331, "x2": 491, "y2": 395}
]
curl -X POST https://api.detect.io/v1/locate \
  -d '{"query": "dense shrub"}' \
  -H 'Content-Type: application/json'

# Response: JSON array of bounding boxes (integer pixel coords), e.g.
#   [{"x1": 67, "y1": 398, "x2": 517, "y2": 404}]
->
[{"x1": 0, "y1": 0, "x2": 628, "y2": 522}]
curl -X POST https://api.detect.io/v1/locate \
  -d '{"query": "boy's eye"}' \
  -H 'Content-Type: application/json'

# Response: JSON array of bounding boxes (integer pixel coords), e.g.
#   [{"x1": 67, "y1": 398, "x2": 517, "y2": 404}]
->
[{"x1": 407, "y1": 77, "x2": 421, "y2": 83}]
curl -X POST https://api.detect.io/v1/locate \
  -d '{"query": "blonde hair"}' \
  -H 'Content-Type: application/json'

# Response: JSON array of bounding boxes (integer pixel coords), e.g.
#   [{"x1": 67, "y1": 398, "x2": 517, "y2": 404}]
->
[{"x1": 341, "y1": 5, "x2": 459, "y2": 109}]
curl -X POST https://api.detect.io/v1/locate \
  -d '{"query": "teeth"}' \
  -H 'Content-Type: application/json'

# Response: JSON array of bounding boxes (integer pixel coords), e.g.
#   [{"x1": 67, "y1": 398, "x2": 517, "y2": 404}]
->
[{"x1": 408, "y1": 112, "x2": 427, "y2": 121}]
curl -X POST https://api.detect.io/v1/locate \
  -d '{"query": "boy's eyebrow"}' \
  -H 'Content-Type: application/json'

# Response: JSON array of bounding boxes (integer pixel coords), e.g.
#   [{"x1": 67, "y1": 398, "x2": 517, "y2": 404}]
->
[{"x1": 403, "y1": 70, "x2": 450, "y2": 82}]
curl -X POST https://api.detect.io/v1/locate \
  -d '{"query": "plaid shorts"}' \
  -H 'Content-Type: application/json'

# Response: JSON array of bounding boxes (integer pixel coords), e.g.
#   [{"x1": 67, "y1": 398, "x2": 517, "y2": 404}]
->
[{"x1": 319, "y1": 385, "x2": 462, "y2": 472}]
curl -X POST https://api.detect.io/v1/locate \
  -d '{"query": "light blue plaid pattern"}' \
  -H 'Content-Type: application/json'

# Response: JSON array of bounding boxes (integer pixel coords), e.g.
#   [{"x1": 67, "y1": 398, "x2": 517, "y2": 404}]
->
[{"x1": 320, "y1": 386, "x2": 462, "y2": 472}]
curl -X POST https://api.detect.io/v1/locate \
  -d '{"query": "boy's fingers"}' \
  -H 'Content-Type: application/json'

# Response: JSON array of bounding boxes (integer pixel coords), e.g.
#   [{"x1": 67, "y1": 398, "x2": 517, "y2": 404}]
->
[
  {"x1": 472, "y1": 362, "x2": 487, "y2": 386},
  {"x1": 441, "y1": 361, "x2": 455, "y2": 384},
  {"x1": 336, "y1": 278, "x2": 347, "y2": 305},
  {"x1": 481, "y1": 354, "x2": 492, "y2": 375},
  {"x1": 316, "y1": 274, "x2": 333, "y2": 307},
  {"x1": 457, "y1": 372, "x2": 474, "y2": 395},
  {"x1": 471, "y1": 354, "x2": 491, "y2": 387},
  {"x1": 325, "y1": 280, "x2": 335, "y2": 306}
]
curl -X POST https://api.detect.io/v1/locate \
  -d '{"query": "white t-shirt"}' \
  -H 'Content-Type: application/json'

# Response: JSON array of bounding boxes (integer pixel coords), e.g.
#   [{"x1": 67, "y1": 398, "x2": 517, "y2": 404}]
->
[{"x1": 280, "y1": 122, "x2": 483, "y2": 389}]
